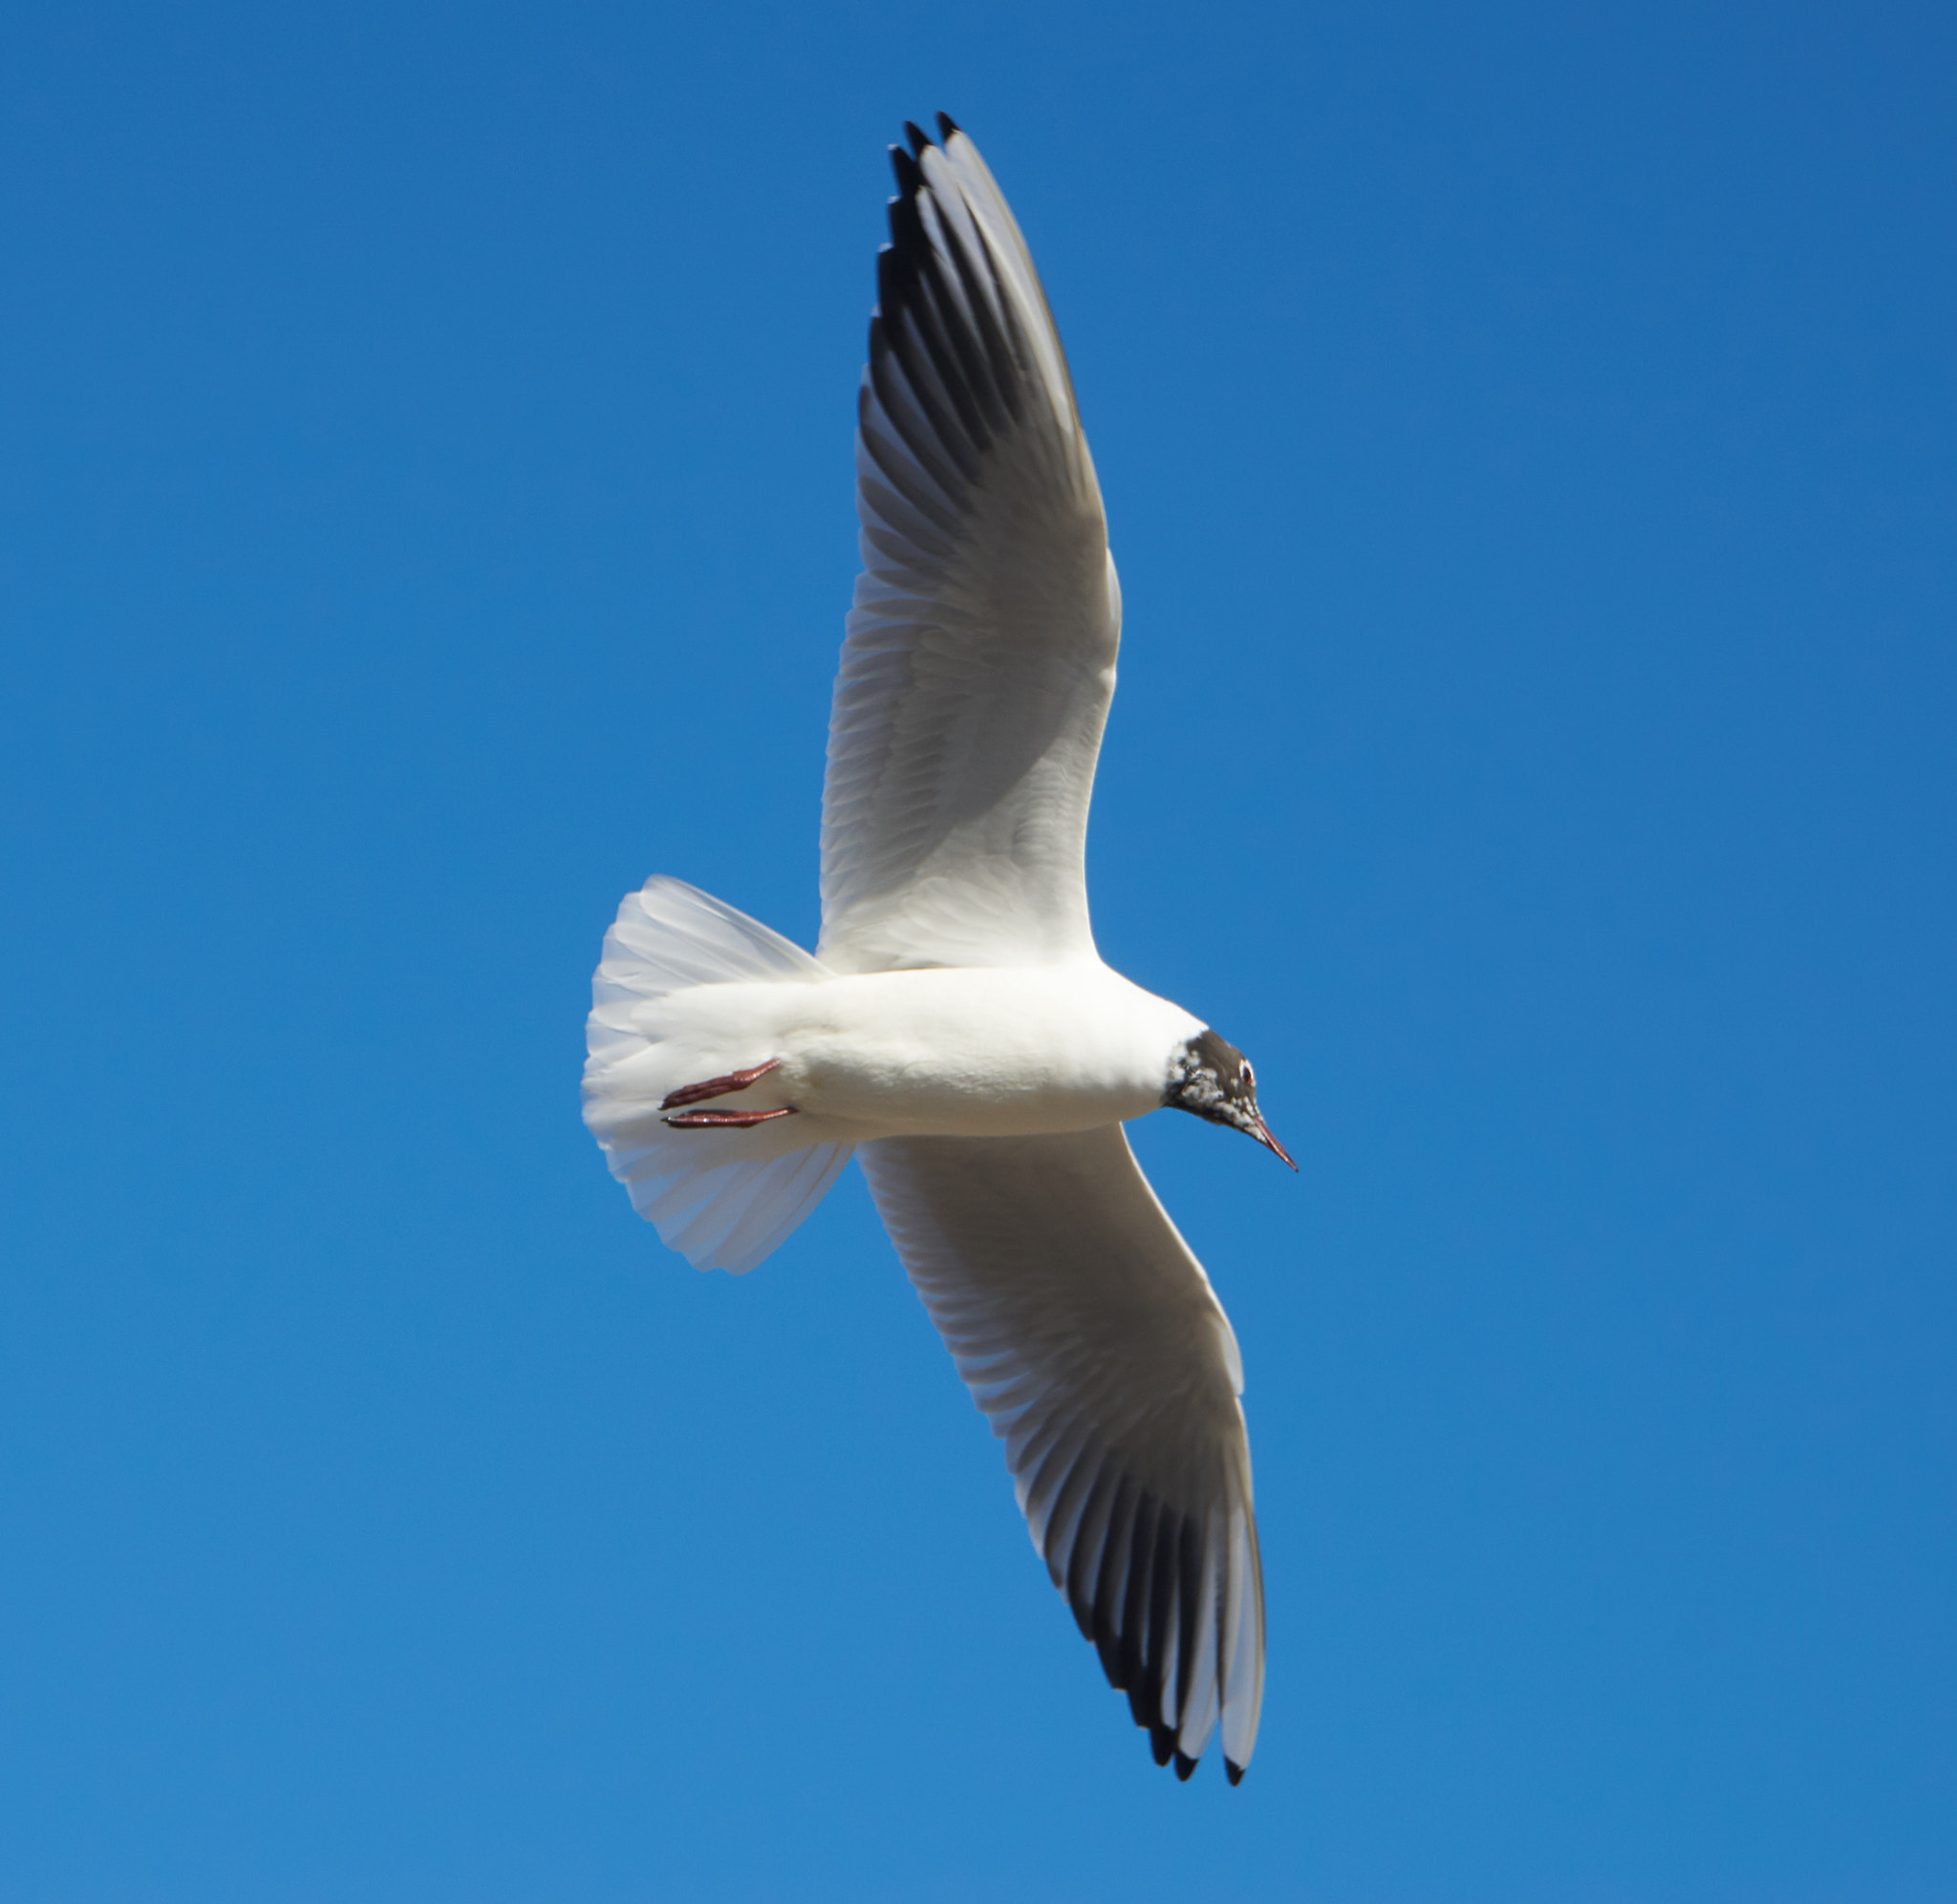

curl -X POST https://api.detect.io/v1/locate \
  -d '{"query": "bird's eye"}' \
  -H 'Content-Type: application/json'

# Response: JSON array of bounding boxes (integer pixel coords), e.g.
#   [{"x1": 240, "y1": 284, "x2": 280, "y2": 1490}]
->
[{"x1": 1241, "y1": 1063, "x2": 1255, "y2": 1089}]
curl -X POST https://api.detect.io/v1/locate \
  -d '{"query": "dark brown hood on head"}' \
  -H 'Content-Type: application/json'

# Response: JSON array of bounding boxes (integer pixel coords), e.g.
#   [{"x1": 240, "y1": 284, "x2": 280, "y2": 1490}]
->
[{"x1": 1163, "y1": 1029, "x2": 1296, "y2": 1169}]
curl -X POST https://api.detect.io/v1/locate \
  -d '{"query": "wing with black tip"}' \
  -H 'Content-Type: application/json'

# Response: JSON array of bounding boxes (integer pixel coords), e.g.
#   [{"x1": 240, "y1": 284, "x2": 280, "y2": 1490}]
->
[
  {"x1": 859, "y1": 1124, "x2": 1265, "y2": 1781},
  {"x1": 820, "y1": 117, "x2": 1119, "y2": 973}
]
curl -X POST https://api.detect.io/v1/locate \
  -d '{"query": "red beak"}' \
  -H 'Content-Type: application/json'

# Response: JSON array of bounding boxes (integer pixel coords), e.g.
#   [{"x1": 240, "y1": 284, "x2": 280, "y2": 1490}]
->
[{"x1": 1249, "y1": 1114, "x2": 1298, "y2": 1171}]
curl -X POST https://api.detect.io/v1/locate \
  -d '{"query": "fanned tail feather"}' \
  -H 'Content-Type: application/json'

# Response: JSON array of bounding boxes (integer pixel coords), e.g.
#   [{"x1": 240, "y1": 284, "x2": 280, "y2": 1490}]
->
[{"x1": 583, "y1": 876, "x2": 853, "y2": 1274}]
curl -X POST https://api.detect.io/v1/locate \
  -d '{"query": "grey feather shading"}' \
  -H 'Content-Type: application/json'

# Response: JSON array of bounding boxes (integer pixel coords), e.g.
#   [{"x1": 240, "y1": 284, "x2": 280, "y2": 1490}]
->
[
  {"x1": 821, "y1": 116, "x2": 1119, "y2": 975},
  {"x1": 860, "y1": 1125, "x2": 1265, "y2": 1778}
]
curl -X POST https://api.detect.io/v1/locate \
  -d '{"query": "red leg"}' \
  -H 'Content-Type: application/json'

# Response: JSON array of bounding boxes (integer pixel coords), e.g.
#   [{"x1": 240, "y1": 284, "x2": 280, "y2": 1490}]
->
[
  {"x1": 660, "y1": 1058, "x2": 783, "y2": 1111},
  {"x1": 662, "y1": 1105, "x2": 799, "y2": 1130}
]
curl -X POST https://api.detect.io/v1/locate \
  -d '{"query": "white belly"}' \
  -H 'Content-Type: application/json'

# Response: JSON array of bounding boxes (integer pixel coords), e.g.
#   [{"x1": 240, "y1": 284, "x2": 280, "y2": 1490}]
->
[{"x1": 648, "y1": 963, "x2": 1202, "y2": 1141}]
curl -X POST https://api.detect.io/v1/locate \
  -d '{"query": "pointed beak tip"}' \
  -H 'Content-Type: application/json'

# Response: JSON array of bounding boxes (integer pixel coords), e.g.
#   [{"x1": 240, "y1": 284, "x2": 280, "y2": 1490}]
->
[{"x1": 1253, "y1": 1121, "x2": 1299, "y2": 1172}]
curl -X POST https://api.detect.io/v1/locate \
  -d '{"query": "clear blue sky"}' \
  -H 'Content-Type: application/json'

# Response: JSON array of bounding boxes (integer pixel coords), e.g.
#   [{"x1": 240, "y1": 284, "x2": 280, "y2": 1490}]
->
[{"x1": 1, "y1": 2, "x2": 1951, "y2": 1898}]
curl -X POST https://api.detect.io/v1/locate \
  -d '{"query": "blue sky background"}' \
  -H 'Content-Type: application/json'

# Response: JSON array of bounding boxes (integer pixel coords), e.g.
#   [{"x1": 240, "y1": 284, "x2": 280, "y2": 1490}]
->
[{"x1": 2, "y1": 2, "x2": 1952, "y2": 1898}]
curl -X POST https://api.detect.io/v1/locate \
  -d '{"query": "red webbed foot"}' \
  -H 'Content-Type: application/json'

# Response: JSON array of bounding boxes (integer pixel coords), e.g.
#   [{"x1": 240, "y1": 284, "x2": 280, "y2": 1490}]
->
[
  {"x1": 660, "y1": 1059, "x2": 795, "y2": 1129},
  {"x1": 662, "y1": 1104, "x2": 800, "y2": 1130},
  {"x1": 660, "y1": 1059, "x2": 783, "y2": 1111}
]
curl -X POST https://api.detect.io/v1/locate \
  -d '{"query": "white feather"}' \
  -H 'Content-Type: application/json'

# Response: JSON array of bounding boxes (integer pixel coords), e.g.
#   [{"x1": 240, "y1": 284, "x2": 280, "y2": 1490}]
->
[
  {"x1": 582, "y1": 877, "x2": 851, "y2": 1275},
  {"x1": 819, "y1": 126, "x2": 1119, "y2": 974},
  {"x1": 859, "y1": 1124, "x2": 1265, "y2": 1775}
]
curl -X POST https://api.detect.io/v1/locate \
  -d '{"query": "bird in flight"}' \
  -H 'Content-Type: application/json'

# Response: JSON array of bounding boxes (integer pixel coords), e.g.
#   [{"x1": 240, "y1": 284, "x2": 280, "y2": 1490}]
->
[{"x1": 584, "y1": 115, "x2": 1290, "y2": 1783}]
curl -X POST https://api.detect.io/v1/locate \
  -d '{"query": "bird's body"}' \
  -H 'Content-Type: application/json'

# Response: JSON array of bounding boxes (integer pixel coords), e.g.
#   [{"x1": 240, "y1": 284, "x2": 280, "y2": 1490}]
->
[
  {"x1": 602, "y1": 961, "x2": 1200, "y2": 1145},
  {"x1": 583, "y1": 116, "x2": 1288, "y2": 1782}
]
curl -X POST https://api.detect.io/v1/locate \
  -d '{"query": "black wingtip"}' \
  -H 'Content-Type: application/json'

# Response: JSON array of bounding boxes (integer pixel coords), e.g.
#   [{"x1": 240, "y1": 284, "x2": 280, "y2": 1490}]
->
[
  {"x1": 888, "y1": 142, "x2": 922, "y2": 196},
  {"x1": 935, "y1": 111, "x2": 961, "y2": 141},
  {"x1": 1150, "y1": 1723, "x2": 1175, "y2": 1767},
  {"x1": 1225, "y1": 1757, "x2": 1247, "y2": 1786},
  {"x1": 902, "y1": 119, "x2": 933, "y2": 159},
  {"x1": 1173, "y1": 1750, "x2": 1198, "y2": 1782}
]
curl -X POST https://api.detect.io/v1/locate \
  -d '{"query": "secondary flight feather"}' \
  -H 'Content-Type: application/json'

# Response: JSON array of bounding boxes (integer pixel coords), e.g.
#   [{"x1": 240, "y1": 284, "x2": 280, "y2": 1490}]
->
[{"x1": 583, "y1": 115, "x2": 1289, "y2": 1782}]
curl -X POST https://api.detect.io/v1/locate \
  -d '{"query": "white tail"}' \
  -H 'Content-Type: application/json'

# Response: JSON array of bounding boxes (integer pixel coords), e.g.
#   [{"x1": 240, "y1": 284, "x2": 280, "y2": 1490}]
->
[{"x1": 583, "y1": 876, "x2": 853, "y2": 1274}]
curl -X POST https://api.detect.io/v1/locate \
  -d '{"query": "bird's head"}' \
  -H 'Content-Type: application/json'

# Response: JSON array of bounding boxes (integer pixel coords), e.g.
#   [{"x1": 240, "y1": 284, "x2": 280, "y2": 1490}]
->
[{"x1": 1162, "y1": 1029, "x2": 1295, "y2": 1169}]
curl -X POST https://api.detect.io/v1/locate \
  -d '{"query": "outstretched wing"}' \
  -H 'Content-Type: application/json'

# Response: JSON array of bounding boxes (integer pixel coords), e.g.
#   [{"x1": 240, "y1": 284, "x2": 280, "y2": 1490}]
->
[
  {"x1": 820, "y1": 117, "x2": 1120, "y2": 974},
  {"x1": 859, "y1": 1125, "x2": 1265, "y2": 1781}
]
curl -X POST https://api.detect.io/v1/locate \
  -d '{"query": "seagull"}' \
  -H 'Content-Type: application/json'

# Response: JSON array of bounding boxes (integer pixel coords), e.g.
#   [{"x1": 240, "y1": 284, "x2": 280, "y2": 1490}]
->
[{"x1": 583, "y1": 115, "x2": 1290, "y2": 1784}]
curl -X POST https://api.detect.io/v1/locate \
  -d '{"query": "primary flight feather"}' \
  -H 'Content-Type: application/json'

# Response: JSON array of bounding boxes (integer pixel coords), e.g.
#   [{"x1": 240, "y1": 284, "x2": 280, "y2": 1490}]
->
[{"x1": 584, "y1": 115, "x2": 1289, "y2": 1782}]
